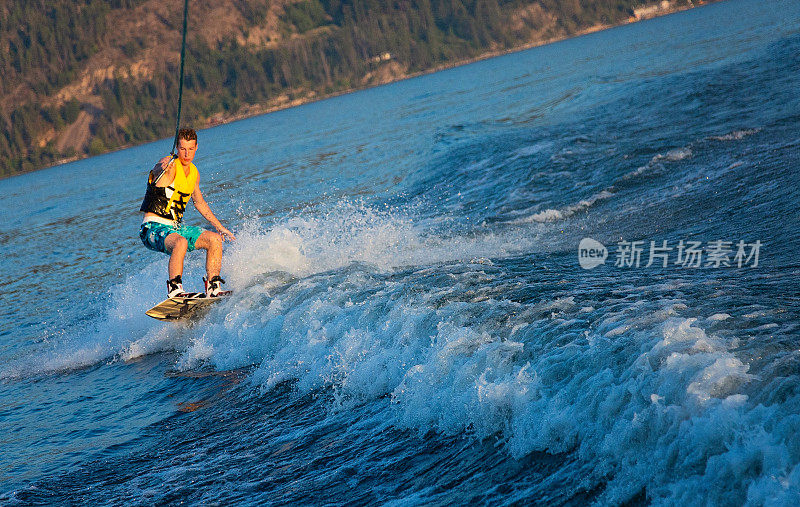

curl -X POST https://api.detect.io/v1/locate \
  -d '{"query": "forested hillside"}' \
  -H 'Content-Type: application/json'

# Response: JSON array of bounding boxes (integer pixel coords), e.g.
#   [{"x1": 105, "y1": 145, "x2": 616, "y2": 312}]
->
[{"x1": 1, "y1": 0, "x2": 704, "y2": 177}]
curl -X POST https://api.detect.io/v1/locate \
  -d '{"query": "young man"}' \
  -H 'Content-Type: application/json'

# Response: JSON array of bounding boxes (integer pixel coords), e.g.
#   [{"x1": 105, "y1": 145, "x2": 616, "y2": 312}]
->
[{"x1": 139, "y1": 128, "x2": 236, "y2": 297}]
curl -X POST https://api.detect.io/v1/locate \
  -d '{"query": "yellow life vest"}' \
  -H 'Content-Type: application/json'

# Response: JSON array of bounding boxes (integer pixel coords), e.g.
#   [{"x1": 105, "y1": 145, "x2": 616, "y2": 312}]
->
[{"x1": 139, "y1": 159, "x2": 198, "y2": 223}]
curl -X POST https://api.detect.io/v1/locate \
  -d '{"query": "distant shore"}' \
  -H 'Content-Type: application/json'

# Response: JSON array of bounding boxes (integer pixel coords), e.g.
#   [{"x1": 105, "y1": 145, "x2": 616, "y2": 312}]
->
[
  {"x1": 193, "y1": 1, "x2": 715, "y2": 132},
  {"x1": 36, "y1": 0, "x2": 716, "y2": 174}
]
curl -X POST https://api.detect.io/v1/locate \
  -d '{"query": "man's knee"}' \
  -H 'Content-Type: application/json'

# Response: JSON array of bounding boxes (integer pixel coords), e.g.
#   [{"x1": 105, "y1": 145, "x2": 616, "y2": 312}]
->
[
  {"x1": 168, "y1": 235, "x2": 189, "y2": 253},
  {"x1": 209, "y1": 232, "x2": 223, "y2": 250},
  {"x1": 197, "y1": 231, "x2": 222, "y2": 250}
]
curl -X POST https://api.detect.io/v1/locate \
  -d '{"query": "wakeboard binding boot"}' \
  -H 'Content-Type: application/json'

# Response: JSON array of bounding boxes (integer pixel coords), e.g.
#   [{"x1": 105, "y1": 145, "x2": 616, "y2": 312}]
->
[
  {"x1": 167, "y1": 275, "x2": 185, "y2": 298},
  {"x1": 204, "y1": 275, "x2": 227, "y2": 297}
]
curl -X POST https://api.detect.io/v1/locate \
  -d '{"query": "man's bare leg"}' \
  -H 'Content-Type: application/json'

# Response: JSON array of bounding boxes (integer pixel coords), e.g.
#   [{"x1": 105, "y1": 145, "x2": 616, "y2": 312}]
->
[
  {"x1": 194, "y1": 231, "x2": 223, "y2": 279},
  {"x1": 164, "y1": 233, "x2": 189, "y2": 279}
]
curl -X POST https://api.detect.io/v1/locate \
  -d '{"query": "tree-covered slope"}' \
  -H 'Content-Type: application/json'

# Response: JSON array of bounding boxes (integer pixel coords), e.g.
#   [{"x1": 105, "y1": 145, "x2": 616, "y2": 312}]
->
[{"x1": 1, "y1": 0, "x2": 702, "y2": 177}]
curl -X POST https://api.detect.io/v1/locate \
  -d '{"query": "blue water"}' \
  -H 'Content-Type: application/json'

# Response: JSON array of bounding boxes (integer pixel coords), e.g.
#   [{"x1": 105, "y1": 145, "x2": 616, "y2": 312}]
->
[{"x1": 3, "y1": 0, "x2": 800, "y2": 503}]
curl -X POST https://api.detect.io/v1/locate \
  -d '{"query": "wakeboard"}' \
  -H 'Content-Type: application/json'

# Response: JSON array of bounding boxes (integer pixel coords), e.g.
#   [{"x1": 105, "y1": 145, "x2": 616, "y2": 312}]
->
[{"x1": 145, "y1": 291, "x2": 232, "y2": 321}]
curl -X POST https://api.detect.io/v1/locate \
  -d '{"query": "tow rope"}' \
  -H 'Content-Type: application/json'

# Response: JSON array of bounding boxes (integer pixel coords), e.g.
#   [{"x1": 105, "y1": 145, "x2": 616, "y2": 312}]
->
[{"x1": 171, "y1": 0, "x2": 190, "y2": 156}]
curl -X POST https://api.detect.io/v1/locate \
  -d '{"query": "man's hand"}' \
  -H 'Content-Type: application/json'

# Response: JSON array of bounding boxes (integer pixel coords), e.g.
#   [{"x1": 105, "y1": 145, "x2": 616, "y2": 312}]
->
[
  {"x1": 216, "y1": 225, "x2": 236, "y2": 242},
  {"x1": 159, "y1": 156, "x2": 174, "y2": 170}
]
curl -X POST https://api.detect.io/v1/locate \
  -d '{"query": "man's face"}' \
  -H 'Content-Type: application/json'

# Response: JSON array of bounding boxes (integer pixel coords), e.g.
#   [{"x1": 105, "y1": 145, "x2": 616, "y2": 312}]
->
[{"x1": 177, "y1": 138, "x2": 197, "y2": 165}]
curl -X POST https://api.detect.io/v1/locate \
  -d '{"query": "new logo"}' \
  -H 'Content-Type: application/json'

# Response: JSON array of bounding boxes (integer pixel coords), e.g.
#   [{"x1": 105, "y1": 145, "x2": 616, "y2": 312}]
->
[{"x1": 578, "y1": 238, "x2": 607, "y2": 269}]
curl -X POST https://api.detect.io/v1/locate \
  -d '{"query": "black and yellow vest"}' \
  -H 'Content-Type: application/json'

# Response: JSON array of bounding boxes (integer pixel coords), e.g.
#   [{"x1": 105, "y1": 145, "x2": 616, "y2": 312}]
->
[{"x1": 140, "y1": 159, "x2": 198, "y2": 223}]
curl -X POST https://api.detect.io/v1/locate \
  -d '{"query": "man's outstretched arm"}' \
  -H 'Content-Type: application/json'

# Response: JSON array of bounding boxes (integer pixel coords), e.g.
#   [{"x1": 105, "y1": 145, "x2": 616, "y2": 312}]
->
[{"x1": 192, "y1": 179, "x2": 236, "y2": 241}]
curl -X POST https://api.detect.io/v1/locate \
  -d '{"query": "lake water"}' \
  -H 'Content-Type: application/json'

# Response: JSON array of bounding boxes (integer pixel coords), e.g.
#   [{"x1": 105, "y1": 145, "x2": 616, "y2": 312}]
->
[{"x1": 2, "y1": 0, "x2": 800, "y2": 503}]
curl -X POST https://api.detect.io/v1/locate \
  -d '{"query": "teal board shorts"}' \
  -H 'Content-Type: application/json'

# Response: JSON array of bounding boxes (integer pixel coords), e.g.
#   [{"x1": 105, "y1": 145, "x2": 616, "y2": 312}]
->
[{"x1": 140, "y1": 221, "x2": 204, "y2": 254}]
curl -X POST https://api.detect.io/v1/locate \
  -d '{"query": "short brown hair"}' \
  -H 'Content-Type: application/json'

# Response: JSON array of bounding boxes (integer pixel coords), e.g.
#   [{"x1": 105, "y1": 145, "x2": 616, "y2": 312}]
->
[{"x1": 178, "y1": 128, "x2": 197, "y2": 142}]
